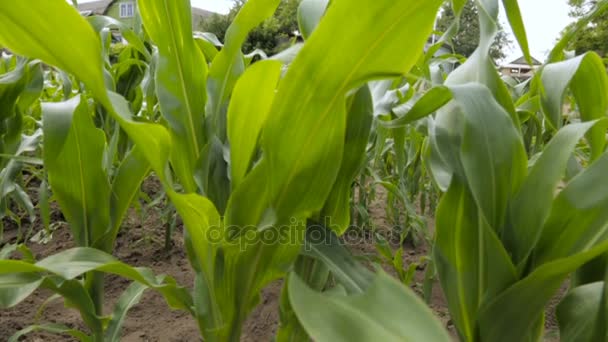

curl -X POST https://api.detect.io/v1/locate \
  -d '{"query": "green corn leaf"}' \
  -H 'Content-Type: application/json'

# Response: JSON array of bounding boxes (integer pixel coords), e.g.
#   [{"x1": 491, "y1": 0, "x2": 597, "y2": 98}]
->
[
  {"x1": 0, "y1": 273, "x2": 43, "y2": 308},
  {"x1": 141, "y1": 50, "x2": 158, "y2": 115},
  {"x1": 0, "y1": 0, "x2": 172, "y2": 183},
  {"x1": 478, "y1": 238, "x2": 608, "y2": 342},
  {"x1": 259, "y1": 0, "x2": 444, "y2": 223},
  {"x1": 592, "y1": 276, "x2": 608, "y2": 341},
  {"x1": 592, "y1": 272, "x2": 608, "y2": 341},
  {"x1": 446, "y1": 0, "x2": 518, "y2": 123},
  {"x1": 452, "y1": 84, "x2": 527, "y2": 231},
  {"x1": 434, "y1": 178, "x2": 517, "y2": 340},
  {"x1": 0, "y1": 243, "x2": 17, "y2": 259},
  {"x1": 392, "y1": 124, "x2": 407, "y2": 180},
  {"x1": 556, "y1": 281, "x2": 604, "y2": 342},
  {"x1": 0, "y1": 260, "x2": 44, "y2": 274},
  {"x1": 382, "y1": 86, "x2": 452, "y2": 128},
  {"x1": 206, "y1": 0, "x2": 281, "y2": 141},
  {"x1": 165, "y1": 192, "x2": 222, "y2": 321},
  {"x1": 24, "y1": 248, "x2": 192, "y2": 312},
  {"x1": 97, "y1": 147, "x2": 150, "y2": 252},
  {"x1": 227, "y1": 0, "x2": 443, "y2": 226},
  {"x1": 505, "y1": 121, "x2": 603, "y2": 267},
  {"x1": 225, "y1": 159, "x2": 273, "y2": 230},
  {"x1": 8, "y1": 323, "x2": 90, "y2": 342},
  {"x1": 173, "y1": 189, "x2": 304, "y2": 339},
  {"x1": 0, "y1": 1, "x2": 107, "y2": 103},
  {"x1": 298, "y1": 0, "x2": 330, "y2": 39},
  {"x1": 41, "y1": 277, "x2": 103, "y2": 336},
  {"x1": 42, "y1": 96, "x2": 111, "y2": 247},
  {"x1": 107, "y1": 92, "x2": 171, "y2": 182},
  {"x1": 541, "y1": 52, "x2": 608, "y2": 160},
  {"x1": 321, "y1": 86, "x2": 373, "y2": 235},
  {"x1": 425, "y1": 119, "x2": 453, "y2": 191},
  {"x1": 12, "y1": 185, "x2": 36, "y2": 227},
  {"x1": 213, "y1": 2, "x2": 445, "y2": 334},
  {"x1": 112, "y1": 58, "x2": 146, "y2": 105},
  {"x1": 3, "y1": 251, "x2": 191, "y2": 317},
  {"x1": 302, "y1": 225, "x2": 373, "y2": 294},
  {"x1": 227, "y1": 60, "x2": 282, "y2": 189},
  {"x1": 194, "y1": 32, "x2": 220, "y2": 62},
  {"x1": 534, "y1": 151, "x2": 608, "y2": 266},
  {"x1": 278, "y1": 253, "x2": 331, "y2": 340},
  {"x1": 0, "y1": 154, "x2": 42, "y2": 166},
  {"x1": 289, "y1": 271, "x2": 450, "y2": 342},
  {"x1": 0, "y1": 60, "x2": 28, "y2": 152},
  {"x1": 195, "y1": 136, "x2": 231, "y2": 213},
  {"x1": 39, "y1": 178, "x2": 51, "y2": 234},
  {"x1": 137, "y1": 0, "x2": 207, "y2": 192},
  {"x1": 16, "y1": 60, "x2": 44, "y2": 114},
  {"x1": 104, "y1": 281, "x2": 148, "y2": 342},
  {"x1": 500, "y1": 0, "x2": 531, "y2": 64},
  {"x1": 276, "y1": 275, "x2": 310, "y2": 342}
]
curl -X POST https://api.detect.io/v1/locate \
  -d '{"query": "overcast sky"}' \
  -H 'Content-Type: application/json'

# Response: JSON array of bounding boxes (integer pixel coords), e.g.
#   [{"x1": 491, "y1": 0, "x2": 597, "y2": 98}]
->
[
  {"x1": 499, "y1": 0, "x2": 572, "y2": 62},
  {"x1": 80, "y1": 0, "x2": 573, "y2": 63}
]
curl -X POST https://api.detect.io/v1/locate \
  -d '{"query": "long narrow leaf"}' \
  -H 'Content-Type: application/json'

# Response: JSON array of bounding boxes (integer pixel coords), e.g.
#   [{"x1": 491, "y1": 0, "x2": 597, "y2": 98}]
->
[{"x1": 137, "y1": 0, "x2": 207, "y2": 192}]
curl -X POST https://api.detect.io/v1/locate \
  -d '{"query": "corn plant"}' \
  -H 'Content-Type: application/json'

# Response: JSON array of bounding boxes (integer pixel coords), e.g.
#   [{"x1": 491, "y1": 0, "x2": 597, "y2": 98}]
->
[
  {"x1": 2, "y1": 0, "x2": 608, "y2": 341},
  {"x1": 0, "y1": 5, "x2": 166, "y2": 342},
  {"x1": 0, "y1": 57, "x2": 44, "y2": 241},
  {"x1": 0, "y1": 0, "x2": 453, "y2": 341},
  {"x1": 418, "y1": 1, "x2": 608, "y2": 341}
]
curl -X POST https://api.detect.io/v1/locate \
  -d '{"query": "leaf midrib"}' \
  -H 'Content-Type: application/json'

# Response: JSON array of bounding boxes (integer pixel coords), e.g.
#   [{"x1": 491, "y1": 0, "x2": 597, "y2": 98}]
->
[
  {"x1": 160, "y1": 0, "x2": 200, "y2": 162},
  {"x1": 72, "y1": 110, "x2": 90, "y2": 245},
  {"x1": 273, "y1": 2, "x2": 430, "y2": 208}
]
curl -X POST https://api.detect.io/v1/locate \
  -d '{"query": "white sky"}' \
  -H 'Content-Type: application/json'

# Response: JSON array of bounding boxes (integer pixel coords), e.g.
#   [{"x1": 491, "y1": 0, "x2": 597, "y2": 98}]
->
[
  {"x1": 195, "y1": 0, "x2": 232, "y2": 14},
  {"x1": 498, "y1": 0, "x2": 572, "y2": 63},
  {"x1": 79, "y1": 0, "x2": 573, "y2": 63}
]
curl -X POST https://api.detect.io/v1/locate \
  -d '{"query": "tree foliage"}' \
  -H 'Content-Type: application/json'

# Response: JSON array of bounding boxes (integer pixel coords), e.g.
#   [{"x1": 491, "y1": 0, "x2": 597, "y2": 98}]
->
[
  {"x1": 436, "y1": 0, "x2": 511, "y2": 60},
  {"x1": 566, "y1": 0, "x2": 608, "y2": 56},
  {"x1": 200, "y1": 0, "x2": 300, "y2": 54}
]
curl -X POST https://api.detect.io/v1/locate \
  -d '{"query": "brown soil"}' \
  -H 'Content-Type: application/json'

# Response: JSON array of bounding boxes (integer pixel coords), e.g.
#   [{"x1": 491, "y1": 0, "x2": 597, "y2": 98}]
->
[{"x1": 0, "y1": 183, "x2": 563, "y2": 341}]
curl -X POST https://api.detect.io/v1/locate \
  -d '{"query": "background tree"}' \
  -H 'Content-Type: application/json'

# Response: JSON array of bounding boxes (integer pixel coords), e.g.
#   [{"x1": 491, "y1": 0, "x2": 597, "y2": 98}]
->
[
  {"x1": 199, "y1": 0, "x2": 300, "y2": 54},
  {"x1": 565, "y1": 0, "x2": 608, "y2": 56},
  {"x1": 436, "y1": 0, "x2": 511, "y2": 60}
]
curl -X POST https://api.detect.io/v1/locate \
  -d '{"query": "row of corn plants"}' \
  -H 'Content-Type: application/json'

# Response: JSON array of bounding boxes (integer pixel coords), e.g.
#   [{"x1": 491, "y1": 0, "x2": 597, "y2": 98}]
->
[{"x1": 0, "y1": 0, "x2": 608, "y2": 341}]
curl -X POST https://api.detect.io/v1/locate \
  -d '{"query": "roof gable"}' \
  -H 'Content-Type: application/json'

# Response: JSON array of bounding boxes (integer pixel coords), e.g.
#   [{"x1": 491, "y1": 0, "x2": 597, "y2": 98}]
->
[
  {"x1": 77, "y1": 0, "x2": 112, "y2": 14},
  {"x1": 508, "y1": 55, "x2": 542, "y2": 66}
]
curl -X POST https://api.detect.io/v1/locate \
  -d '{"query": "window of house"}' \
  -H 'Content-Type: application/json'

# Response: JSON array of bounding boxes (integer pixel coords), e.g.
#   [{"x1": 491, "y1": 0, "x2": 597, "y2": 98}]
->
[
  {"x1": 119, "y1": 2, "x2": 135, "y2": 18},
  {"x1": 510, "y1": 68, "x2": 520, "y2": 74}
]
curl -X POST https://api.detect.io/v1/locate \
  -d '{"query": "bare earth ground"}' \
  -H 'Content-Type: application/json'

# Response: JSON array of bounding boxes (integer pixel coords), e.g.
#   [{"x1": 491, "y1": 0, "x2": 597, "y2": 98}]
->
[{"x1": 0, "y1": 182, "x2": 561, "y2": 341}]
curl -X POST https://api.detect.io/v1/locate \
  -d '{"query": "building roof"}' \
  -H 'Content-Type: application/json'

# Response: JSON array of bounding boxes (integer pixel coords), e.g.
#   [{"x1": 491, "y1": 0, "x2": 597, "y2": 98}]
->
[
  {"x1": 77, "y1": 0, "x2": 112, "y2": 14},
  {"x1": 77, "y1": 1, "x2": 218, "y2": 18},
  {"x1": 507, "y1": 55, "x2": 542, "y2": 66}
]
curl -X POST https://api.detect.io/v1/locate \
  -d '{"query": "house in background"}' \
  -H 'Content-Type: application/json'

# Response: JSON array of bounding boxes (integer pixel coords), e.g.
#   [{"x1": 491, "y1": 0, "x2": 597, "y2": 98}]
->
[
  {"x1": 500, "y1": 56, "x2": 542, "y2": 80},
  {"x1": 77, "y1": 0, "x2": 215, "y2": 29}
]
